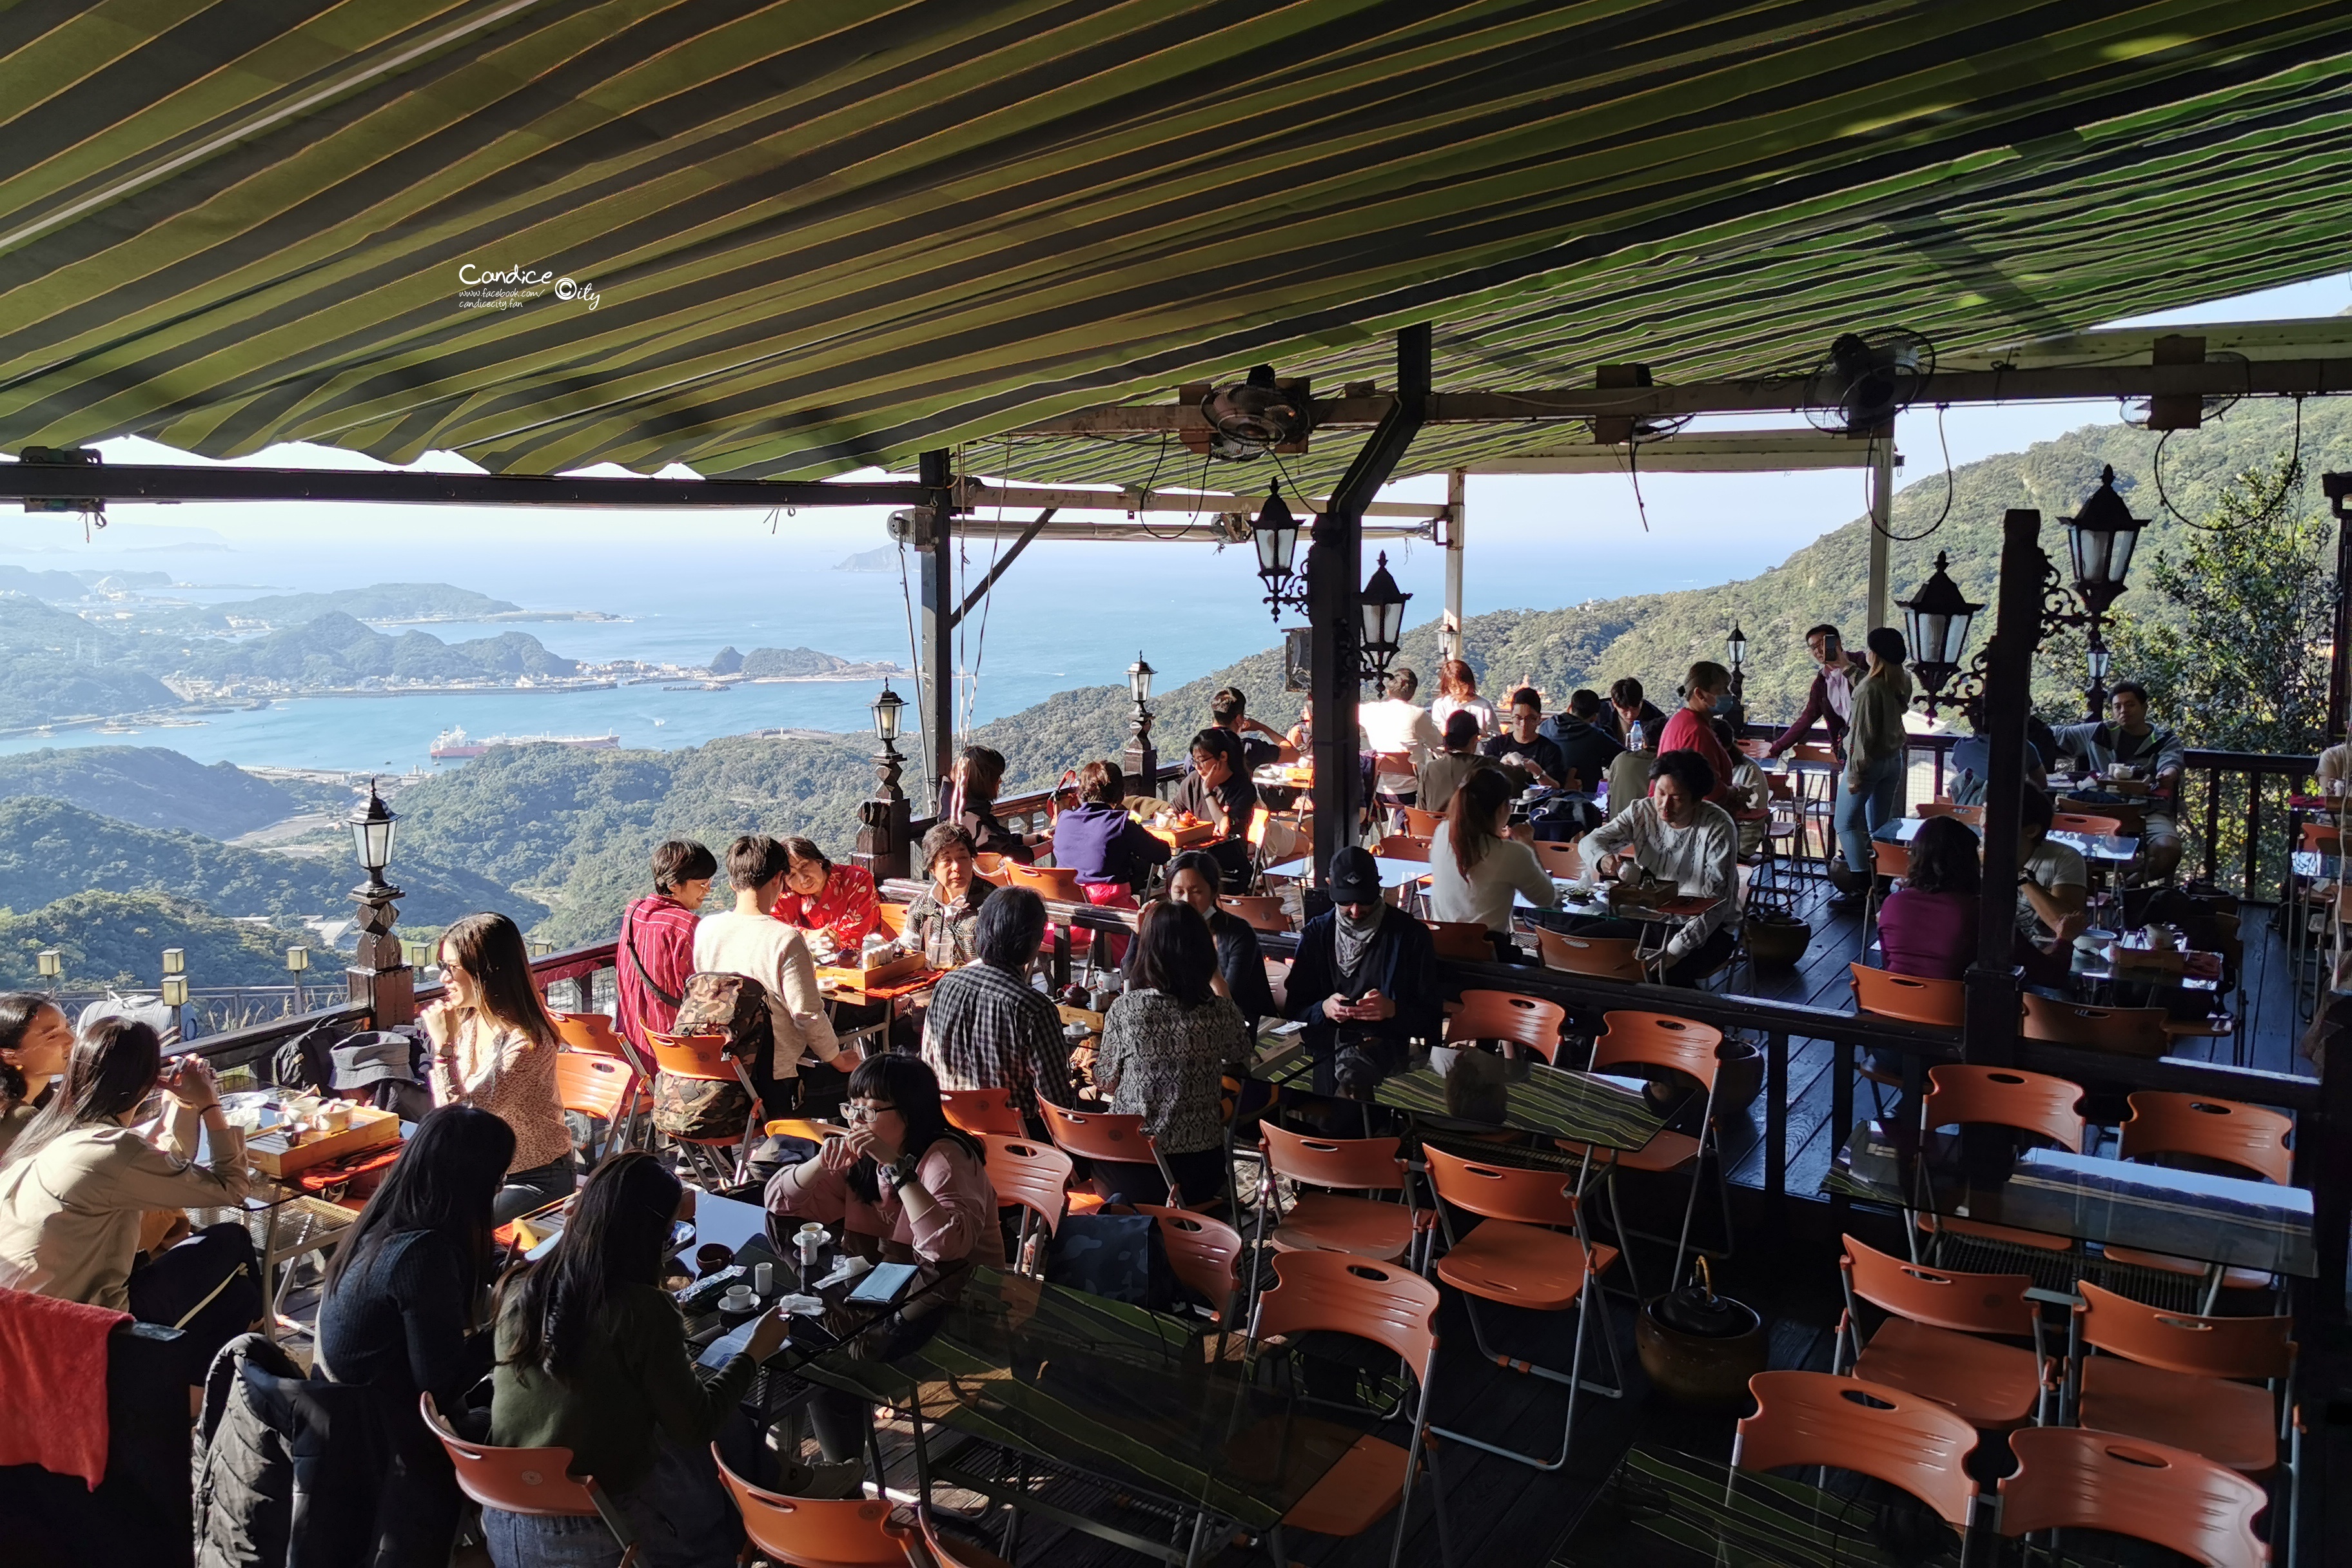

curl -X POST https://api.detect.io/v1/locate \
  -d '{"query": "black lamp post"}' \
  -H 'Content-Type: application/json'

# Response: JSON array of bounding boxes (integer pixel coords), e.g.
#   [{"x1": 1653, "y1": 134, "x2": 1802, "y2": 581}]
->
[
  {"x1": 1122, "y1": 652, "x2": 1157, "y2": 792},
  {"x1": 1253, "y1": 485, "x2": 1305, "y2": 619},
  {"x1": 855, "y1": 682, "x2": 913, "y2": 885},
  {"x1": 2086, "y1": 639, "x2": 2113, "y2": 723},
  {"x1": 1725, "y1": 620, "x2": 1749, "y2": 705},
  {"x1": 1899, "y1": 551, "x2": 1986, "y2": 716},
  {"x1": 1358, "y1": 553, "x2": 1411, "y2": 687},
  {"x1": 346, "y1": 779, "x2": 412, "y2": 1025},
  {"x1": 2060, "y1": 465, "x2": 2146, "y2": 718}
]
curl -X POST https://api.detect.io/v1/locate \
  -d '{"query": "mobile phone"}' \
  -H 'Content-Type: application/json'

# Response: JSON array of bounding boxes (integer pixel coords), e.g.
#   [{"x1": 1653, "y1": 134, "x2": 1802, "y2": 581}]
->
[{"x1": 847, "y1": 1260, "x2": 919, "y2": 1307}]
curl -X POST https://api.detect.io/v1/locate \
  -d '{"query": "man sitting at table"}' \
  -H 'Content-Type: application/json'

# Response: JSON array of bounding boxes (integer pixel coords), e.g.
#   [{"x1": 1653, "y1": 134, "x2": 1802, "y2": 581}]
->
[
  {"x1": 695, "y1": 834, "x2": 848, "y2": 1117},
  {"x1": 921, "y1": 887, "x2": 1072, "y2": 1117},
  {"x1": 1541, "y1": 689, "x2": 1625, "y2": 795},
  {"x1": 1482, "y1": 686, "x2": 1569, "y2": 792},
  {"x1": 1285, "y1": 848, "x2": 1442, "y2": 1083},
  {"x1": 2053, "y1": 679, "x2": 2186, "y2": 882},
  {"x1": 1567, "y1": 749, "x2": 1741, "y2": 986},
  {"x1": 1210, "y1": 685, "x2": 1295, "y2": 769},
  {"x1": 1360, "y1": 667, "x2": 1445, "y2": 819},
  {"x1": 1601, "y1": 676, "x2": 1668, "y2": 750},
  {"x1": 1172, "y1": 729, "x2": 1259, "y2": 889},
  {"x1": 1415, "y1": 710, "x2": 1491, "y2": 816},
  {"x1": 2015, "y1": 784, "x2": 2090, "y2": 951}
]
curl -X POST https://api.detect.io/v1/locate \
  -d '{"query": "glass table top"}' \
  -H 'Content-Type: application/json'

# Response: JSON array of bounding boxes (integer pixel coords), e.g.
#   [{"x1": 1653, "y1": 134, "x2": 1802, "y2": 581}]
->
[
  {"x1": 1251, "y1": 1040, "x2": 1678, "y2": 1152},
  {"x1": 1876, "y1": 816, "x2": 2138, "y2": 864}
]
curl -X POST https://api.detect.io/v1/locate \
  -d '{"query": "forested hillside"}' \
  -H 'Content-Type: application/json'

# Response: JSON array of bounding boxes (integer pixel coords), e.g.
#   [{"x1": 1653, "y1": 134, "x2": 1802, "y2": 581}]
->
[{"x1": 0, "y1": 745, "x2": 317, "y2": 837}]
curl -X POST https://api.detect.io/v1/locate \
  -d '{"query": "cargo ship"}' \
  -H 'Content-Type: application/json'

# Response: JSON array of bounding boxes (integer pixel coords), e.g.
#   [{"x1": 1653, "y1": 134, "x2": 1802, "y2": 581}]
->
[{"x1": 431, "y1": 726, "x2": 619, "y2": 761}]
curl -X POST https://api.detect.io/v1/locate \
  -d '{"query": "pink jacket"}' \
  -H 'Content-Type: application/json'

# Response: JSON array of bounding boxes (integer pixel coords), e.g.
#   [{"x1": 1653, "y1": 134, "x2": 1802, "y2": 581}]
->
[{"x1": 764, "y1": 1137, "x2": 1004, "y2": 1268}]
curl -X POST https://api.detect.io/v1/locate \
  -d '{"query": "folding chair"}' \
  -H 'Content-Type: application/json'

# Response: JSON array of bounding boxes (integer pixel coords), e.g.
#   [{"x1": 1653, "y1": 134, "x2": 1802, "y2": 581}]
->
[
  {"x1": 1535, "y1": 929, "x2": 1645, "y2": 983},
  {"x1": 1036, "y1": 1099, "x2": 1182, "y2": 1206},
  {"x1": 1253, "y1": 1122, "x2": 1420, "y2": 1266},
  {"x1": 1835, "y1": 1233, "x2": 2049, "y2": 1429},
  {"x1": 1442, "y1": 988, "x2": 1565, "y2": 1063},
  {"x1": 712, "y1": 1443, "x2": 1010, "y2": 1567},
  {"x1": 2066, "y1": 1280, "x2": 2296, "y2": 1488},
  {"x1": 2101, "y1": 1091, "x2": 2294, "y2": 1302},
  {"x1": 1218, "y1": 894, "x2": 1293, "y2": 934},
  {"x1": 645, "y1": 1030, "x2": 764, "y2": 1186},
  {"x1": 938, "y1": 1088, "x2": 1026, "y2": 1138},
  {"x1": 421, "y1": 1393, "x2": 637, "y2": 1565},
  {"x1": 1997, "y1": 1428, "x2": 2268, "y2": 1568},
  {"x1": 1915, "y1": 1065, "x2": 2086, "y2": 1260},
  {"x1": 1562, "y1": 1010, "x2": 1728, "y2": 1298},
  {"x1": 2020, "y1": 994, "x2": 2171, "y2": 1059},
  {"x1": 555, "y1": 1052, "x2": 635, "y2": 1165},
  {"x1": 1425, "y1": 919, "x2": 1498, "y2": 963},
  {"x1": 1132, "y1": 1204, "x2": 1243, "y2": 1324},
  {"x1": 1734, "y1": 1372, "x2": 1979, "y2": 1547},
  {"x1": 1848, "y1": 964, "x2": 1963, "y2": 1116},
  {"x1": 556, "y1": 1011, "x2": 649, "y2": 1150},
  {"x1": 1422, "y1": 1146, "x2": 1622, "y2": 1470},
  {"x1": 1245, "y1": 1250, "x2": 1446, "y2": 1568}
]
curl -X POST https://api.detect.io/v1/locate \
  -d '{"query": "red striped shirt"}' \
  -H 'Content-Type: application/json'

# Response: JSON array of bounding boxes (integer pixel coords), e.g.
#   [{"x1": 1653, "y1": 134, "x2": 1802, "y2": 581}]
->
[{"x1": 616, "y1": 895, "x2": 699, "y2": 1050}]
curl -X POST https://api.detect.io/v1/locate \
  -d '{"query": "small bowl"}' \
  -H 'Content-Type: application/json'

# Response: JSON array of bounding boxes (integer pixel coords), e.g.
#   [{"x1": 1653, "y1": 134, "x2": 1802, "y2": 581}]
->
[{"x1": 695, "y1": 1243, "x2": 736, "y2": 1277}]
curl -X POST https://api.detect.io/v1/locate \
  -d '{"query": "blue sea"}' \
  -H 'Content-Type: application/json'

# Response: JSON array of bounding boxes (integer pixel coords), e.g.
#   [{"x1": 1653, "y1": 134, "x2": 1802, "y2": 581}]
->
[{"x1": 0, "y1": 467, "x2": 1866, "y2": 772}]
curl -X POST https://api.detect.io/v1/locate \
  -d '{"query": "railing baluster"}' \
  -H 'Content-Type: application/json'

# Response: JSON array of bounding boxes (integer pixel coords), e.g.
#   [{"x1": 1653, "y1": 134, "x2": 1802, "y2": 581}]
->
[
  {"x1": 1765, "y1": 1032, "x2": 1788, "y2": 1224},
  {"x1": 2243, "y1": 770, "x2": 2263, "y2": 903},
  {"x1": 2202, "y1": 765, "x2": 2221, "y2": 883}
]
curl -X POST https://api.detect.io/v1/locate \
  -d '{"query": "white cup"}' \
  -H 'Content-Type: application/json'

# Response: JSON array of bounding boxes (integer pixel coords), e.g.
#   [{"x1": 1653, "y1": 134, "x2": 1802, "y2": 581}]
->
[
  {"x1": 753, "y1": 1262, "x2": 774, "y2": 1295},
  {"x1": 720, "y1": 1285, "x2": 754, "y2": 1313}
]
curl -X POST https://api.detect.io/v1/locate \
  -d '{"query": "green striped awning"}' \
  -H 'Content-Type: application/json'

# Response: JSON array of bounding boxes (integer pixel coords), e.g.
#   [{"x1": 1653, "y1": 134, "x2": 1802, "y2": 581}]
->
[{"x1": 3, "y1": 1, "x2": 2350, "y2": 485}]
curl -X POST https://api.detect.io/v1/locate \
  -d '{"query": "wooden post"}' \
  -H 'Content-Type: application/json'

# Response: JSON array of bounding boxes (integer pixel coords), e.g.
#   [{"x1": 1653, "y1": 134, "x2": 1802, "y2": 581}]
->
[
  {"x1": 2295, "y1": 991, "x2": 2352, "y2": 1324},
  {"x1": 919, "y1": 449, "x2": 957, "y2": 818},
  {"x1": 348, "y1": 883, "x2": 413, "y2": 1027},
  {"x1": 2324, "y1": 473, "x2": 2351, "y2": 744},
  {"x1": 1310, "y1": 326, "x2": 1432, "y2": 879},
  {"x1": 1961, "y1": 508, "x2": 2046, "y2": 1069},
  {"x1": 1442, "y1": 469, "x2": 1465, "y2": 663},
  {"x1": 1867, "y1": 436, "x2": 1894, "y2": 636}
]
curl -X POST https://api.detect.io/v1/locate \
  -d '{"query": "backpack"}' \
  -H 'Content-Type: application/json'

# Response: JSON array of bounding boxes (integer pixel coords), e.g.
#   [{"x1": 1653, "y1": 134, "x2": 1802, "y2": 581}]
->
[
  {"x1": 651, "y1": 1075, "x2": 754, "y2": 1142},
  {"x1": 673, "y1": 971, "x2": 774, "y2": 1066},
  {"x1": 1043, "y1": 1206, "x2": 1175, "y2": 1311}
]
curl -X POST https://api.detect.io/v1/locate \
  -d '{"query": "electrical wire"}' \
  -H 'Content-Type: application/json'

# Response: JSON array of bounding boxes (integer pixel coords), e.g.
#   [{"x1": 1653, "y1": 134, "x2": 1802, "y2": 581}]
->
[
  {"x1": 1868, "y1": 404, "x2": 1955, "y2": 543},
  {"x1": 893, "y1": 538, "x2": 932, "y2": 809},
  {"x1": 961, "y1": 436, "x2": 1010, "y2": 735},
  {"x1": 2153, "y1": 393, "x2": 2306, "y2": 532}
]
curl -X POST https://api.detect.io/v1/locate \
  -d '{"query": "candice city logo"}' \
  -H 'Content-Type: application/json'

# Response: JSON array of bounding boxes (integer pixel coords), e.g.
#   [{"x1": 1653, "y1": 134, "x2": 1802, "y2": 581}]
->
[{"x1": 454, "y1": 262, "x2": 600, "y2": 311}]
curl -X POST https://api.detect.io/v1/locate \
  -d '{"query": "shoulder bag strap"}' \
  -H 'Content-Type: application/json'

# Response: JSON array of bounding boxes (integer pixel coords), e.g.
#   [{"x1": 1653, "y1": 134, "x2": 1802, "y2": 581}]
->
[{"x1": 623, "y1": 906, "x2": 684, "y2": 1009}]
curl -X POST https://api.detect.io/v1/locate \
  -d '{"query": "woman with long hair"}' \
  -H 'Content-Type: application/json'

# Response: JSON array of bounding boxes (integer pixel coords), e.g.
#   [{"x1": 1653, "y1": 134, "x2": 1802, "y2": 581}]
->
[
  {"x1": 425, "y1": 912, "x2": 574, "y2": 1223},
  {"x1": 765, "y1": 1054, "x2": 999, "y2": 1462},
  {"x1": 0, "y1": 992, "x2": 73, "y2": 1159},
  {"x1": 1835, "y1": 627, "x2": 1917, "y2": 901},
  {"x1": 489, "y1": 1152, "x2": 790, "y2": 1567},
  {"x1": 1428, "y1": 765, "x2": 1558, "y2": 946},
  {"x1": 0, "y1": 1017, "x2": 248, "y2": 1308},
  {"x1": 1429, "y1": 658, "x2": 1496, "y2": 739},
  {"x1": 1876, "y1": 814, "x2": 1981, "y2": 981},
  {"x1": 315, "y1": 1105, "x2": 516, "y2": 1566},
  {"x1": 1128, "y1": 850, "x2": 1277, "y2": 1030},
  {"x1": 953, "y1": 744, "x2": 1034, "y2": 863},
  {"x1": 1097, "y1": 900, "x2": 1251, "y2": 1206}
]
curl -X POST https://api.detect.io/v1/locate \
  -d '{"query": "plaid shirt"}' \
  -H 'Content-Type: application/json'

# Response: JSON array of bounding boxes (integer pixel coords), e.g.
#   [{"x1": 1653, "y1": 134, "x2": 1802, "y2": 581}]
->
[
  {"x1": 616, "y1": 894, "x2": 699, "y2": 1052},
  {"x1": 920, "y1": 961, "x2": 1071, "y2": 1113}
]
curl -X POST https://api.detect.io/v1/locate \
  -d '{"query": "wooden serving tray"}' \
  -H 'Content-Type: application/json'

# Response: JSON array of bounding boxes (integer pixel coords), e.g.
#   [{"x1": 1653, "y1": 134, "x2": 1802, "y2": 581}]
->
[
  {"x1": 1146, "y1": 819, "x2": 1220, "y2": 847},
  {"x1": 818, "y1": 949, "x2": 927, "y2": 989},
  {"x1": 248, "y1": 1104, "x2": 402, "y2": 1178}
]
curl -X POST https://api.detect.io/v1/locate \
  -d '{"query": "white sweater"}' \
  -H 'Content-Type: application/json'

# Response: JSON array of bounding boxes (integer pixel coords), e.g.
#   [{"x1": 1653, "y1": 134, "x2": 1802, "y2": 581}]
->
[
  {"x1": 692, "y1": 910, "x2": 841, "y2": 1077},
  {"x1": 1582, "y1": 799, "x2": 1741, "y2": 958},
  {"x1": 1427, "y1": 822, "x2": 1560, "y2": 932}
]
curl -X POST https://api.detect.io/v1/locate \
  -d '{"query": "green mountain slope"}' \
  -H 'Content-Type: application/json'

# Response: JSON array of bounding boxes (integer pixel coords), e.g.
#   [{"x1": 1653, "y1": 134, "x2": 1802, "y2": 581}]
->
[
  {"x1": 0, "y1": 745, "x2": 309, "y2": 838},
  {"x1": 195, "y1": 582, "x2": 524, "y2": 627},
  {"x1": 175, "y1": 612, "x2": 580, "y2": 685},
  {"x1": 0, "y1": 796, "x2": 545, "y2": 930},
  {"x1": 0, "y1": 890, "x2": 300, "y2": 989}
]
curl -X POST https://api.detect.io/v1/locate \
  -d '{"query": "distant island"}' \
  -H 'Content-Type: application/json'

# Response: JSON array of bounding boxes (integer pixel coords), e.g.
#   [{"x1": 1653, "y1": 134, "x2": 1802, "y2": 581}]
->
[
  {"x1": 834, "y1": 547, "x2": 899, "y2": 573},
  {"x1": 183, "y1": 582, "x2": 623, "y2": 631},
  {"x1": 739, "y1": 645, "x2": 908, "y2": 680}
]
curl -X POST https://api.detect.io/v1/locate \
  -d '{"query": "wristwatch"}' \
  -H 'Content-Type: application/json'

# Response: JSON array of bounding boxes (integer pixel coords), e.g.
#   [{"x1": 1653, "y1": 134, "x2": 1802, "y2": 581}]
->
[{"x1": 886, "y1": 1157, "x2": 919, "y2": 1191}]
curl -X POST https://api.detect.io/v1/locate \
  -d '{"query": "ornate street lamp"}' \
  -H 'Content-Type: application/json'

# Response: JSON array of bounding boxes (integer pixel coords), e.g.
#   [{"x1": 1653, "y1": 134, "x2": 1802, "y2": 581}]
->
[
  {"x1": 2086, "y1": 638, "x2": 2113, "y2": 721},
  {"x1": 1725, "y1": 620, "x2": 1749, "y2": 704},
  {"x1": 404, "y1": 938, "x2": 434, "y2": 972},
  {"x1": 1358, "y1": 553, "x2": 1411, "y2": 687},
  {"x1": 1124, "y1": 652, "x2": 1158, "y2": 789},
  {"x1": 1253, "y1": 485, "x2": 1304, "y2": 619},
  {"x1": 36, "y1": 949, "x2": 61, "y2": 984},
  {"x1": 344, "y1": 778, "x2": 413, "y2": 1025},
  {"x1": 2062, "y1": 464, "x2": 2148, "y2": 621},
  {"x1": 1898, "y1": 551, "x2": 1986, "y2": 714},
  {"x1": 854, "y1": 681, "x2": 913, "y2": 885}
]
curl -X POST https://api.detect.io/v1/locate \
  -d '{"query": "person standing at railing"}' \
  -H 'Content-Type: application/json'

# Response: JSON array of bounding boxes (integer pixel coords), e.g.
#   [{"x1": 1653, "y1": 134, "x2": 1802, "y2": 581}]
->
[
  {"x1": 616, "y1": 839, "x2": 714, "y2": 1057},
  {"x1": 426, "y1": 913, "x2": 576, "y2": 1224},
  {"x1": 1834, "y1": 629, "x2": 1915, "y2": 909},
  {"x1": 2053, "y1": 680, "x2": 2186, "y2": 882}
]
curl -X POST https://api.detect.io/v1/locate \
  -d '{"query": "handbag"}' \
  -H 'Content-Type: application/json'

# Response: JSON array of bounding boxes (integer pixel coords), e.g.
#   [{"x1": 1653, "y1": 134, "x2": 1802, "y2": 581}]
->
[
  {"x1": 1043, "y1": 1206, "x2": 1175, "y2": 1311},
  {"x1": 128, "y1": 1221, "x2": 263, "y2": 1376}
]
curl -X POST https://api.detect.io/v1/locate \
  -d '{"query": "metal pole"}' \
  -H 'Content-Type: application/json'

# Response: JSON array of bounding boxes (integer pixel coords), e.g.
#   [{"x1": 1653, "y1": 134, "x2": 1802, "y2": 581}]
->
[
  {"x1": 1961, "y1": 509, "x2": 2046, "y2": 1070},
  {"x1": 2324, "y1": 474, "x2": 2352, "y2": 744},
  {"x1": 1442, "y1": 469, "x2": 1466, "y2": 663},
  {"x1": 1867, "y1": 437, "x2": 1894, "y2": 635},
  {"x1": 919, "y1": 450, "x2": 957, "y2": 819}
]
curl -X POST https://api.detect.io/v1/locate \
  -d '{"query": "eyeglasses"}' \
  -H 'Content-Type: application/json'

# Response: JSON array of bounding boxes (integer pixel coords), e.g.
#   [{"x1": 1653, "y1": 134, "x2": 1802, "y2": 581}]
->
[{"x1": 843, "y1": 1102, "x2": 897, "y2": 1123}]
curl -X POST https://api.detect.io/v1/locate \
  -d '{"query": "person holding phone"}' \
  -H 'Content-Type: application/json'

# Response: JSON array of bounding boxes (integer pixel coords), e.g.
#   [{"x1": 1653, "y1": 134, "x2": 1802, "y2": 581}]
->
[{"x1": 763, "y1": 1055, "x2": 1000, "y2": 1464}]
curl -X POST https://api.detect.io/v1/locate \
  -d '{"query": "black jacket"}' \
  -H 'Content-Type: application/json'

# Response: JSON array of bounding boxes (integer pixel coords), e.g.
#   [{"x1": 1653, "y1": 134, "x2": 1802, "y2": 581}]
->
[
  {"x1": 1122, "y1": 906, "x2": 1278, "y2": 1031},
  {"x1": 197, "y1": 1335, "x2": 390, "y2": 1568},
  {"x1": 1538, "y1": 718, "x2": 1625, "y2": 795},
  {"x1": 1285, "y1": 907, "x2": 1442, "y2": 1059}
]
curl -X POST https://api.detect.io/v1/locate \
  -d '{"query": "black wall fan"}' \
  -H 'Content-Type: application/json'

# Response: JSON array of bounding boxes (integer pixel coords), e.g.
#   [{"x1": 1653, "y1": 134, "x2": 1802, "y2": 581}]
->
[{"x1": 1801, "y1": 329, "x2": 1934, "y2": 433}]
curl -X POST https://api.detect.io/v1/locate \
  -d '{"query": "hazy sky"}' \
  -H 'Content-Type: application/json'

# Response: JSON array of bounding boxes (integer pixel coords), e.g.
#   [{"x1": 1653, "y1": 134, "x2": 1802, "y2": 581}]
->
[{"x1": 13, "y1": 270, "x2": 2349, "y2": 574}]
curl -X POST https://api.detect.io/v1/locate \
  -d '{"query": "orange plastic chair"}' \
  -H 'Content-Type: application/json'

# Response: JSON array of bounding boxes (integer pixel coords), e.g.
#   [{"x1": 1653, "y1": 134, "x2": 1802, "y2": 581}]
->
[
  {"x1": 556, "y1": 1012, "x2": 649, "y2": 1148},
  {"x1": 1442, "y1": 989, "x2": 1565, "y2": 1062},
  {"x1": 2051, "y1": 811, "x2": 2125, "y2": 837},
  {"x1": 1036, "y1": 1100, "x2": 1179, "y2": 1204},
  {"x1": 2068, "y1": 1280, "x2": 2295, "y2": 1478},
  {"x1": 1561, "y1": 1011, "x2": 1727, "y2": 1297},
  {"x1": 1007, "y1": 863, "x2": 1085, "y2": 902},
  {"x1": 1734, "y1": 1371, "x2": 1979, "y2": 1535},
  {"x1": 1244, "y1": 1250, "x2": 1443, "y2": 1564},
  {"x1": 1422, "y1": 1146, "x2": 1620, "y2": 1471},
  {"x1": 1132, "y1": 1204, "x2": 1243, "y2": 1322},
  {"x1": 1530, "y1": 839, "x2": 1584, "y2": 881},
  {"x1": 1835, "y1": 1233, "x2": 2048, "y2": 1429},
  {"x1": 1424, "y1": 920, "x2": 1496, "y2": 963},
  {"x1": 1536, "y1": 929, "x2": 1645, "y2": 983},
  {"x1": 420, "y1": 1393, "x2": 636, "y2": 1562},
  {"x1": 1916, "y1": 1064, "x2": 2085, "y2": 1255},
  {"x1": 979, "y1": 1133, "x2": 1073, "y2": 1270},
  {"x1": 1916, "y1": 800, "x2": 1959, "y2": 819},
  {"x1": 972, "y1": 852, "x2": 1015, "y2": 887},
  {"x1": 1997, "y1": 1428, "x2": 2269, "y2": 1568},
  {"x1": 1218, "y1": 894, "x2": 1293, "y2": 934},
  {"x1": 2020, "y1": 994, "x2": 2171, "y2": 1059},
  {"x1": 875, "y1": 902, "x2": 909, "y2": 940},
  {"x1": 1253, "y1": 1122, "x2": 1418, "y2": 1266},
  {"x1": 2104, "y1": 1091, "x2": 2296, "y2": 1296},
  {"x1": 937, "y1": 1087, "x2": 1026, "y2": 1138},
  {"x1": 1849, "y1": 964, "x2": 1966, "y2": 1027},
  {"x1": 1373, "y1": 834, "x2": 1432, "y2": 862},
  {"x1": 645, "y1": 1030, "x2": 762, "y2": 1185},
  {"x1": 1401, "y1": 805, "x2": 1442, "y2": 839},
  {"x1": 555, "y1": 1052, "x2": 632, "y2": 1162},
  {"x1": 711, "y1": 1442, "x2": 1009, "y2": 1567}
]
